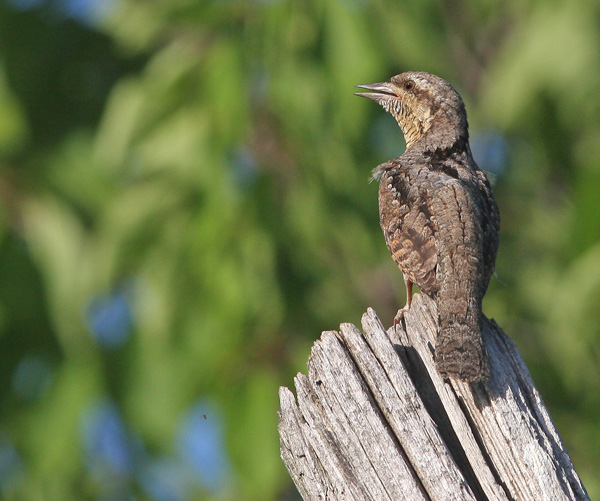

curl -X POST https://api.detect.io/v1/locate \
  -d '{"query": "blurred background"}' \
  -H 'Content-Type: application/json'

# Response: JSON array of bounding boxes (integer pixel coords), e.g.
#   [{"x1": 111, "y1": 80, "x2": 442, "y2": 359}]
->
[{"x1": 0, "y1": 0, "x2": 599, "y2": 499}]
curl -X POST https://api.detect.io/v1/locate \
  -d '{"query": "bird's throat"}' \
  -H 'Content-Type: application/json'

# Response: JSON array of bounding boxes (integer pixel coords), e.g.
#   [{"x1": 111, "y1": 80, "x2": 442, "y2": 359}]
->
[{"x1": 400, "y1": 120, "x2": 427, "y2": 150}]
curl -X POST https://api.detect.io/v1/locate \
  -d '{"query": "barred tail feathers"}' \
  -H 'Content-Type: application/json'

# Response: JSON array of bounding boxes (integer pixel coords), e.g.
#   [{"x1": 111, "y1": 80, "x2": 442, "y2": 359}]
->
[{"x1": 435, "y1": 294, "x2": 489, "y2": 382}]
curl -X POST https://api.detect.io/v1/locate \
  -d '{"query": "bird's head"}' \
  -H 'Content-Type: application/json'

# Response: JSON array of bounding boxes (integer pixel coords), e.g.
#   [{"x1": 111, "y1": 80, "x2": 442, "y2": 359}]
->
[{"x1": 356, "y1": 71, "x2": 468, "y2": 150}]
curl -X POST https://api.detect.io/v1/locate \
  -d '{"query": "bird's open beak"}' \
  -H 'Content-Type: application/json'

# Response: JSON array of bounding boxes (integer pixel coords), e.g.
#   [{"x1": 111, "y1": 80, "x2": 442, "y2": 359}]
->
[{"x1": 354, "y1": 82, "x2": 397, "y2": 101}]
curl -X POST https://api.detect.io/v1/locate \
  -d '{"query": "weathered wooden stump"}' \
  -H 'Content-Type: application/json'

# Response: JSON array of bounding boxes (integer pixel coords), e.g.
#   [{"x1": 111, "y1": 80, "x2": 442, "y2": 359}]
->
[{"x1": 278, "y1": 294, "x2": 588, "y2": 500}]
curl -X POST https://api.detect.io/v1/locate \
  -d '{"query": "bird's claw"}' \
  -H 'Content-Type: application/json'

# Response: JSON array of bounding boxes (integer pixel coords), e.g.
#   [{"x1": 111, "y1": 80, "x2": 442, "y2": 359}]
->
[{"x1": 394, "y1": 307, "x2": 408, "y2": 332}]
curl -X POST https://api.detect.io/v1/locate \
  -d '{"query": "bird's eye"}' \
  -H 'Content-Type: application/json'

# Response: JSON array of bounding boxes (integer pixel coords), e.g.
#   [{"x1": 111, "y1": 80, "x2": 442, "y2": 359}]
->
[{"x1": 403, "y1": 80, "x2": 415, "y2": 91}]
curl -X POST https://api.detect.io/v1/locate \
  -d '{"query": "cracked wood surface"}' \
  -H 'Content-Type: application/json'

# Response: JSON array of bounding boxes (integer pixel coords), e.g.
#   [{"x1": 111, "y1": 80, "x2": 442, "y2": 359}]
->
[{"x1": 278, "y1": 294, "x2": 588, "y2": 500}]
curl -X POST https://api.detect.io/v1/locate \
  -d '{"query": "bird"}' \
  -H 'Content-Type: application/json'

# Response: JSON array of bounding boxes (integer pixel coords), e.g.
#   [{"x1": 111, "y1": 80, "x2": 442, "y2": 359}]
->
[{"x1": 355, "y1": 71, "x2": 500, "y2": 382}]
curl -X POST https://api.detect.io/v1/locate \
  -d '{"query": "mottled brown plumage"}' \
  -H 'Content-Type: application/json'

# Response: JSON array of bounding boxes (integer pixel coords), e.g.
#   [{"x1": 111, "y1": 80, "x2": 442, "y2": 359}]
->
[{"x1": 356, "y1": 71, "x2": 500, "y2": 382}]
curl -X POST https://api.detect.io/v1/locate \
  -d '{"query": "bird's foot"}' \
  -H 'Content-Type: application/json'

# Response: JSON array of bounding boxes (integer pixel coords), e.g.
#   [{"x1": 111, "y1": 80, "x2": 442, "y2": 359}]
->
[{"x1": 393, "y1": 307, "x2": 408, "y2": 332}]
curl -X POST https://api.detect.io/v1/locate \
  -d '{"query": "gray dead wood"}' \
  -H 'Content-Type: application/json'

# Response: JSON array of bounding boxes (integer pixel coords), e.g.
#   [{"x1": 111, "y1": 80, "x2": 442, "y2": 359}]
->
[{"x1": 278, "y1": 294, "x2": 589, "y2": 500}]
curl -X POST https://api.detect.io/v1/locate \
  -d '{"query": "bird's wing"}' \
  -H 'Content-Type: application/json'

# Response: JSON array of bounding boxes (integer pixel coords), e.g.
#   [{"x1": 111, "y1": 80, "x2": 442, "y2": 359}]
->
[
  {"x1": 476, "y1": 169, "x2": 500, "y2": 286},
  {"x1": 379, "y1": 167, "x2": 438, "y2": 293}
]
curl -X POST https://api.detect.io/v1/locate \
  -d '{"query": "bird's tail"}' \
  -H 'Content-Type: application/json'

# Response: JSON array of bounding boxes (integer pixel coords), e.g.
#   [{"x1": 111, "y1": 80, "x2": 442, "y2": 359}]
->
[{"x1": 435, "y1": 299, "x2": 489, "y2": 382}]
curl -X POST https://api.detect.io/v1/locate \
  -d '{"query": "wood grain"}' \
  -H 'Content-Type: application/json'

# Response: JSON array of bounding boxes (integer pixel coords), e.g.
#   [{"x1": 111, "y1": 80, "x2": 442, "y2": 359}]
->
[{"x1": 278, "y1": 294, "x2": 588, "y2": 500}]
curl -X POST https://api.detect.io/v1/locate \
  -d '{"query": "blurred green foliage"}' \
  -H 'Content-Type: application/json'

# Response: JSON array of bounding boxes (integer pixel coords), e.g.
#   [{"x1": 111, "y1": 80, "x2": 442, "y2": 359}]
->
[{"x1": 0, "y1": 0, "x2": 599, "y2": 499}]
